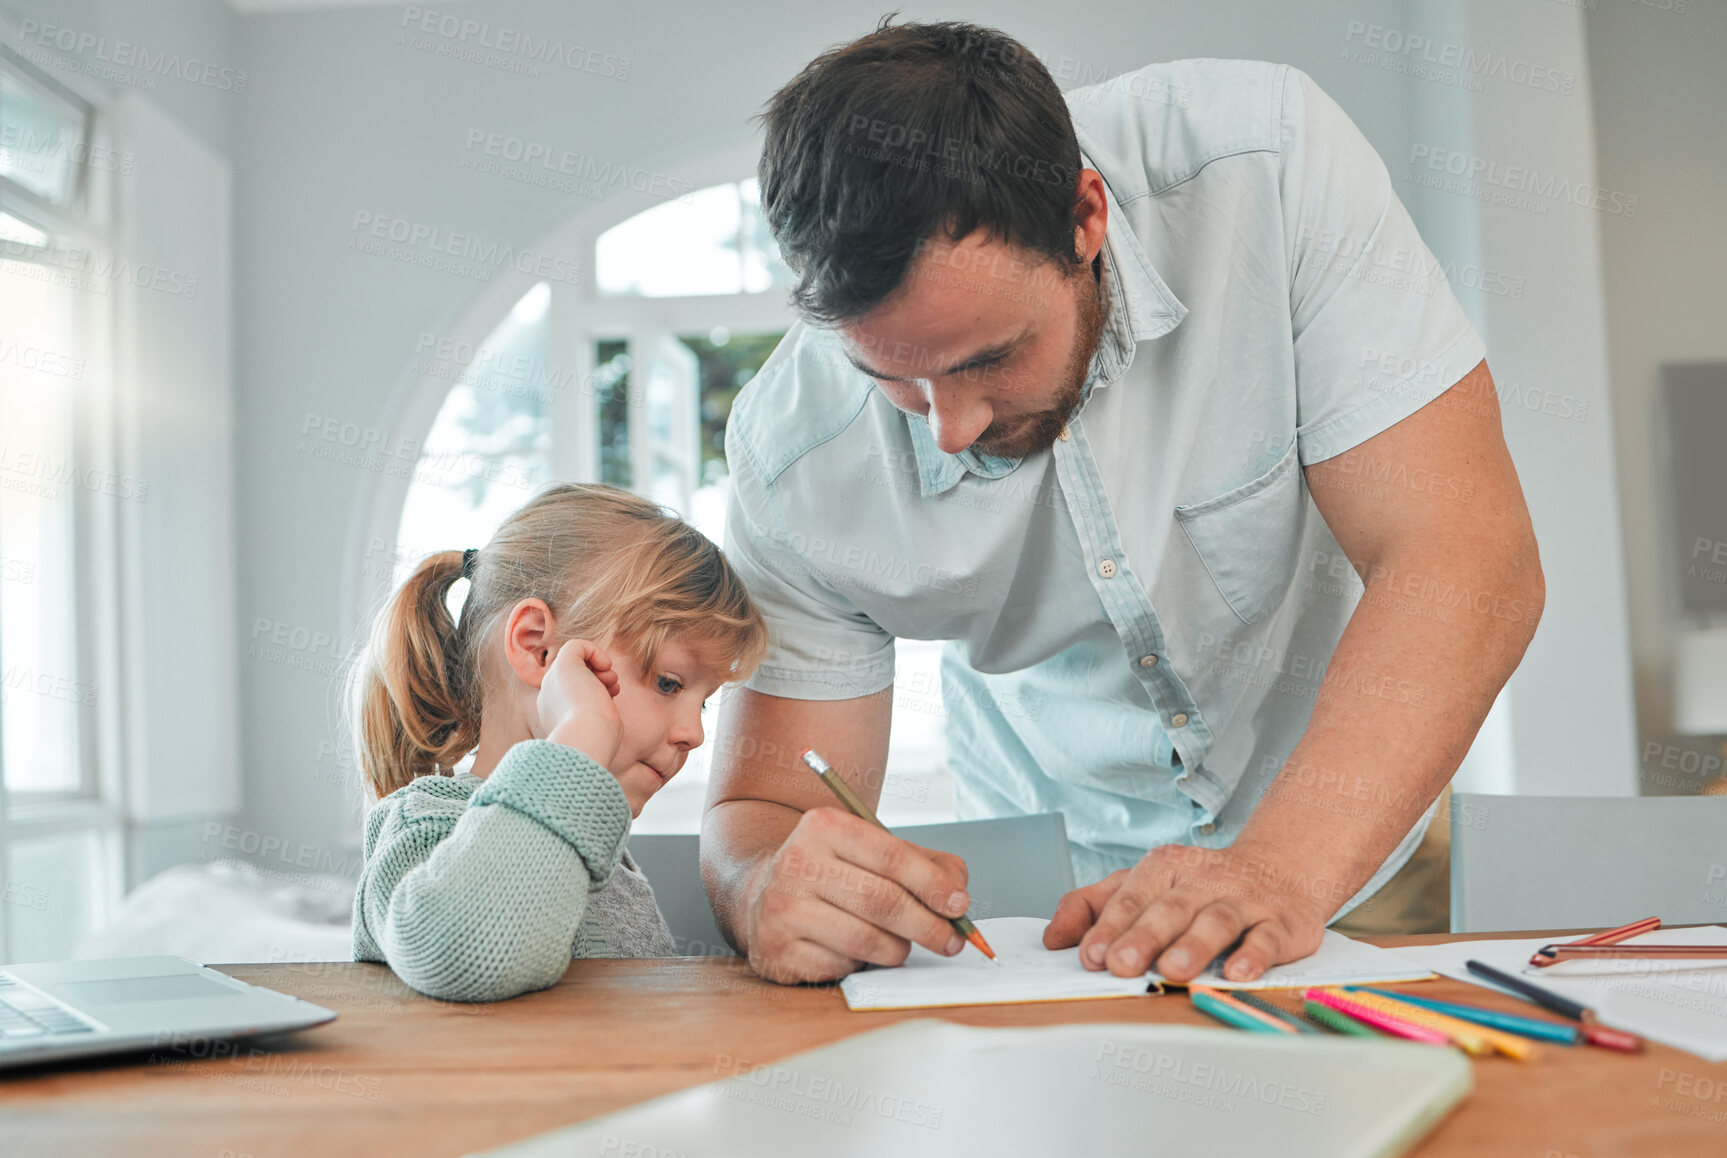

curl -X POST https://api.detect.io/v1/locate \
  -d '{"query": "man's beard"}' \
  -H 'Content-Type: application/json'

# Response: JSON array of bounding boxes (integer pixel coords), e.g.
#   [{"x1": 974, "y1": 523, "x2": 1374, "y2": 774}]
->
[{"x1": 971, "y1": 259, "x2": 1108, "y2": 460}]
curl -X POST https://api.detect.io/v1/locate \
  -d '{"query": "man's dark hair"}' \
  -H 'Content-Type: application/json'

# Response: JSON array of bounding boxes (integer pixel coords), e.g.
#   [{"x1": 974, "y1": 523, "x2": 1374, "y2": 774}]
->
[{"x1": 756, "y1": 18, "x2": 1083, "y2": 324}]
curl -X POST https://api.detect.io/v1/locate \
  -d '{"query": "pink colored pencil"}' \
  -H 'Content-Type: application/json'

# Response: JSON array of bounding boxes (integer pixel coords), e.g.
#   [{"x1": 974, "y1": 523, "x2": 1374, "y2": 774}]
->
[{"x1": 1302, "y1": 988, "x2": 1452, "y2": 1046}]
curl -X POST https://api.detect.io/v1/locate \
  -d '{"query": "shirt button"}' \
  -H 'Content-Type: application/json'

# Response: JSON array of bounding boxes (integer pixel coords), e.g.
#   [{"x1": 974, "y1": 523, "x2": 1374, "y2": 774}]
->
[
  {"x1": 1058, "y1": 424, "x2": 1071, "y2": 441},
  {"x1": 1198, "y1": 822, "x2": 1216, "y2": 835},
  {"x1": 1170, "y1": 712, "x2": 1189, "y2": 728},
  {"x1": 1139, "y1": 654, "x2": 1158, "y2": 667},
  {"x1": 1097, "y1": 559, "x2": 1116, "y2": 578}
]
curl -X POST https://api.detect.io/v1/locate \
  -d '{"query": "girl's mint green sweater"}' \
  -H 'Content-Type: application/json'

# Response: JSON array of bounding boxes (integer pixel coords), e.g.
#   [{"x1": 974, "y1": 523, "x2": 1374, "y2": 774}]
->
[{"x1": 351, "y1": 739, "x2": 674, "y2": 1003}]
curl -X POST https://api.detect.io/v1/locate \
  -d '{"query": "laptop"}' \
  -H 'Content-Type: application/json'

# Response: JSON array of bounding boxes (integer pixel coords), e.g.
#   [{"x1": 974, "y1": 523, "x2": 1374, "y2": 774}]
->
[{"x1": 0, "y1": 955, "x2": 336, "y2": 1069}]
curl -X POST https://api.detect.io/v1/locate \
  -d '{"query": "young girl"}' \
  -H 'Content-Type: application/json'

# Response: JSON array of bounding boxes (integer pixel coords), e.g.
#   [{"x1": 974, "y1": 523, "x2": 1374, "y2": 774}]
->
[{"x1": 347, "y1": 482, "x2": 769, "y2": 1002}]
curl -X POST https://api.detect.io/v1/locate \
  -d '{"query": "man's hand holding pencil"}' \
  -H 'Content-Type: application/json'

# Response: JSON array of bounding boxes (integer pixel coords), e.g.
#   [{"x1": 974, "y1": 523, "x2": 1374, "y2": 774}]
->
[{"x1": 734, "y1": 795, "x2": 978, "y2": 985}]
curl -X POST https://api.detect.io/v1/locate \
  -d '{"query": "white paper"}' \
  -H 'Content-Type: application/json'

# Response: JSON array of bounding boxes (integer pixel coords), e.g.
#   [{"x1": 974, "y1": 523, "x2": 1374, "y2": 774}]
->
[
  {"x1": 841, "y1": 917, "x2": 1151, "y2": 1010},
  {"x1": 1143, "y1": 928, "x2": 1437, "y2": 991},
  {"x1": 1394, "y1": 924, "x2": 1727, "y2": 1062},
  {"x1": 840, "y1": 917, "x2": 1434, "y2": 1011}
]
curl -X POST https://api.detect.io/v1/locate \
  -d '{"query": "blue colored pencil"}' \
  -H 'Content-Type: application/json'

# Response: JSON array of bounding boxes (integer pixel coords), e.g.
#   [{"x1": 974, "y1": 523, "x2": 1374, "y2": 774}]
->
[{"x1": 1346, "y1": 987, "x2": 1579, "y2": 1045}]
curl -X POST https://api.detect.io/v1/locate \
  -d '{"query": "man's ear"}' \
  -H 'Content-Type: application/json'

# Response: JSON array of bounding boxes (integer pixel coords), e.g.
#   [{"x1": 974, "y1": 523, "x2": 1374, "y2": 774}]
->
[
  {"x1": 1073, "y1": 168, "x2": 1108, "y2": 264},
  {"x1": 500, "y1": 598, "x2": 558, "y2": 689}
]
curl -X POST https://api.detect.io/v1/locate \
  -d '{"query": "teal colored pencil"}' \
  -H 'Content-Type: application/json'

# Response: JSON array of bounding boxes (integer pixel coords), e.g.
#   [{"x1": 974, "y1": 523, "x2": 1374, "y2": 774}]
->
[
  {"x1": 1347, "y1": 987, "x2": 1580, "y2": 1045},
  {"x1": 1227, "y1": 989, "x2": 1323, "y2": 1035},
  {"x1": 1192, "y1": 990, "x2": 1290, "y2": 1034},
  {"x1": 1302, "y1": 999, "x2": 1383, "y2": 1037}
]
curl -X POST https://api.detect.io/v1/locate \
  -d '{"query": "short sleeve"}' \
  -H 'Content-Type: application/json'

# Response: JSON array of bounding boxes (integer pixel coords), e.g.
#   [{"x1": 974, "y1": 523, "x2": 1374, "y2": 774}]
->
[
  {"x1": 1279, "y1": 67, "x2": 1488, "y2": 466},
  {"x1": 722, "y1": 424, "x2": 897, "y2": 701}
]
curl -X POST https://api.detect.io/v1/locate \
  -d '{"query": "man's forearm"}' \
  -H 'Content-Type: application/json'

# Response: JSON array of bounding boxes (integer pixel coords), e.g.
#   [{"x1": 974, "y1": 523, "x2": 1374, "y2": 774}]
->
[
  {"x1": 700, "y1": 798, "x2": 803, "y2": 951},
  {"x1": 1232, "y1": 546, "x2": 1543, "y2": 915}
]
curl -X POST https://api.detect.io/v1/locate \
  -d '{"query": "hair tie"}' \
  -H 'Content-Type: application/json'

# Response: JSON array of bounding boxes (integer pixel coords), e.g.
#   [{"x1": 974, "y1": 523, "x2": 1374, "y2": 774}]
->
[{"x1": 461, "y1": 548, "x2": 479, "y2": 579}]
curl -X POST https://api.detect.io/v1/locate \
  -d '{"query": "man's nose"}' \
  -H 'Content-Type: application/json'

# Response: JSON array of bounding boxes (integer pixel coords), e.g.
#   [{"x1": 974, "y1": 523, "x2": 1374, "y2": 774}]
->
[{"x1": 926, "y1": 381, "x2": 992, "y2": 454}]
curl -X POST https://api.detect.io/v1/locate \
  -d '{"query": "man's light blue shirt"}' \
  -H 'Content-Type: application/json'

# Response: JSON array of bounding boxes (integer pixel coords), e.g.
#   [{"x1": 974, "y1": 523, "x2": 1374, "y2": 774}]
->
[{"x1": 722, "y1": 59, "x2": 1489, "y2": 917}]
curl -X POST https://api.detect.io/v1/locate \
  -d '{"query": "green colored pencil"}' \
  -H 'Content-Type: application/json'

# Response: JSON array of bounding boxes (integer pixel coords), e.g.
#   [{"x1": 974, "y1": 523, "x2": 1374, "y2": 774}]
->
[
  {"x1": 1303, "y1": 999, "x2": 1383, "y2": 1037},
  {"x1": 1227, "y1": 989, "x2": 1323, "y2": 1035},
  {"x1": 1192, "y1": 989, "x2": 1289, "y2": 1034}
]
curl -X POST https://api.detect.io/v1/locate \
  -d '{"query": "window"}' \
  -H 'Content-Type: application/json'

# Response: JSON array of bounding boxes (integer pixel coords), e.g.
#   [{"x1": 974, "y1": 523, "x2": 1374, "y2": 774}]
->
[
  {"x1": 391, "y1": 283, "x2": 553, "y2": 591},
  {"x1": 0, "y1": 46, "x2": 93, "y2": 211},
  {"x1": 0, "y1": 49, "x2": 120, "y2": 963},
  {"x1": 0, "y1": 271, "x2": 84, "y2": 796},
  {"x1": 389, "y1": 168, "x2": 953, "y2": 831},
  {"x1": 595, "y1": 179, "x2": 794, "y2": 298}
]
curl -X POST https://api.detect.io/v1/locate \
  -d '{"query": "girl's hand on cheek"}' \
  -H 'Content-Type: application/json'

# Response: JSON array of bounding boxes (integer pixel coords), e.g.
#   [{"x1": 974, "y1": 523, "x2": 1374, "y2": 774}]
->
[{"x1": 532, "y1": 639, "x2": 624, "y2": 769}]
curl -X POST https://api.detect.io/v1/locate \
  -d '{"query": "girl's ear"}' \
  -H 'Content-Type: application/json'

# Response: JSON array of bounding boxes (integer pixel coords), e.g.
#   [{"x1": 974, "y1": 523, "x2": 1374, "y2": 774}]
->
[{"x1": 500, "y1": 598, "x2": 558, "y2": 689}]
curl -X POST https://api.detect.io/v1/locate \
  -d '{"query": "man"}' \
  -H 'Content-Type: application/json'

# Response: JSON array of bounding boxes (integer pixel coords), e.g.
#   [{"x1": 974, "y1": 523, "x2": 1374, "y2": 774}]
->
[{"x1": 701, "y1": 20, "x2": 1543, "y2": 986}]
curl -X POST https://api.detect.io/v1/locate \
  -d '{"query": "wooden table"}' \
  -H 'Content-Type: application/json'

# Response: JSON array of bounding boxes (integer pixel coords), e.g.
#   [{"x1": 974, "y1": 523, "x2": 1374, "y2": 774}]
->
[{"x1": 1, "y1": 928, "x2": 1722, "y2": 1157}]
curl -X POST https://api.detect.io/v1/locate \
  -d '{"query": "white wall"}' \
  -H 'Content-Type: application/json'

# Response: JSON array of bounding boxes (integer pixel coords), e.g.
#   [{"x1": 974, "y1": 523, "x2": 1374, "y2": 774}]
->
[
  {"x1": 1584, "y1": 2, "x2": 1727, "y2": 780},
  {"x1": 210, "y1": 0, "x2": 1644, "y2": 853},
  {"x1": 1458, "y1": 2, "x2": 1639, "y2": 794}
]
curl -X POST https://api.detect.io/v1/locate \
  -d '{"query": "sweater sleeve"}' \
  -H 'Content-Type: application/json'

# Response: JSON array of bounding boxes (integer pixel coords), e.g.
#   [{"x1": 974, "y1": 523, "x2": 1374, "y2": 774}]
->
[{"x1": 351, "y1": 739, "x2": 632, "y2": 1003}]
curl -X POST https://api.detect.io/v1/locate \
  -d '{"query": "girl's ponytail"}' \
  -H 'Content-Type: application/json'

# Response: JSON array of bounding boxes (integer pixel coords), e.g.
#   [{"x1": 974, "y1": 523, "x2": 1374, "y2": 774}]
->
[
  {"x1": 347, "y1": 482, "x2": 770, "y2": 803},
  {"x1": 352, "y1": 549, "x2": 482, "y2": 799}
]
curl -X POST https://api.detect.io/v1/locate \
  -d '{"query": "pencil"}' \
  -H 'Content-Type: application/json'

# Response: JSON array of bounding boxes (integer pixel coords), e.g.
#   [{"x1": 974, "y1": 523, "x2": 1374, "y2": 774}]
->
[
  {"x1": 1351, "y1": 988, "x2": 1579, "y2": 1045},
  {"x1": 1302, "y1": 988, "x2": 1451, "y2": 1046},
  {"x1": 1191, "y1": 989, "x2": 1288, "y2": 1034},
  {"x1": 800, "y1": 748, "x2": 999, "y2": 964},
  {"x1": 1303, "y1": 999, "x2": 1383, "y2": 1036},
  {"x1": 1465, "y1": 959, "x2": 1643, "y2": 1053},
  {"x1": 1527, "y1": 916, "x2": 1660, "y2": 967},
  {"x1": 1532, "y1": 944, "x2": 1727, "y2": 963},
  {"x1": 1337, "y1": 988, "x2": 1533, "y2": 1060},
  {"x1": 1220, "y1": 988, "x2": 1323, "y2": 1035},
  {"x1": 1188, "y1": 986, "x2": 1299, "y2": 1035}
]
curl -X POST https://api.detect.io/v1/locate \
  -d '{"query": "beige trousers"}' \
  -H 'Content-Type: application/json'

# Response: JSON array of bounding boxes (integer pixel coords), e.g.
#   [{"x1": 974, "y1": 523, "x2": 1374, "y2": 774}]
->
[{"x1": 1328, "y1": 786, "x2": 1453, "y2": 937}]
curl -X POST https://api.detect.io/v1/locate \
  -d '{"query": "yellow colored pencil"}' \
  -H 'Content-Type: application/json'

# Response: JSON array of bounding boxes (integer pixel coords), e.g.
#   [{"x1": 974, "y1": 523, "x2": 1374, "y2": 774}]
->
[{"x1": 1335, "y1": 988, "x2": 1537, "y2": 1061}]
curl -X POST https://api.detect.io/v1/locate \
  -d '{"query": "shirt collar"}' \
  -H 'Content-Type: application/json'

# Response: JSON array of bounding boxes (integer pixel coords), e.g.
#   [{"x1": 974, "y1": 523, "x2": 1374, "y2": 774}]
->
[{"x1": 905, "y1": 154, "x2": 1187, "y2": 496}]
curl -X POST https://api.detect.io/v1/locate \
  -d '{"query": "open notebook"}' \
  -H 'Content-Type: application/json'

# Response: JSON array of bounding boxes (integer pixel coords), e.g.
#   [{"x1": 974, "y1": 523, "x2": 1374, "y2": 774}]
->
[{"x1": 840, "y1": 917, "x2": 1435, "y2": 1011}]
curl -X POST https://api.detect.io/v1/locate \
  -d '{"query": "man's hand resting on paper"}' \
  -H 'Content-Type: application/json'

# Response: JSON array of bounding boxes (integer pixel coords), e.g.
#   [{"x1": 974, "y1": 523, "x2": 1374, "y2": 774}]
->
[
  {"x1": 1042, "y1": 839, "x2": 1331, "y2": 983},
  {"x1": 738, "y1": 807, "x2": 975, "y2": 985}
]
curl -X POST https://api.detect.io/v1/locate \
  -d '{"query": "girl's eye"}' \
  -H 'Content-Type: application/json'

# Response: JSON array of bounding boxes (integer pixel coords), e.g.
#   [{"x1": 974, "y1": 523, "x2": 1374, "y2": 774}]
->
[{"x1": 656, "y1": 675, "x2": 682, "y2": 695}]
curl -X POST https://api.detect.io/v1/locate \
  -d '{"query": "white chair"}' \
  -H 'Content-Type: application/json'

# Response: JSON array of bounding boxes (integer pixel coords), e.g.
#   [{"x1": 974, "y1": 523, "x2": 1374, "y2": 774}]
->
[
  {"x1": 1449, "y1": 793, "x2": 1727, "y2": 932},
  {"x1": 630, "y1": 812, "x2": 1075, "y2": 957}
]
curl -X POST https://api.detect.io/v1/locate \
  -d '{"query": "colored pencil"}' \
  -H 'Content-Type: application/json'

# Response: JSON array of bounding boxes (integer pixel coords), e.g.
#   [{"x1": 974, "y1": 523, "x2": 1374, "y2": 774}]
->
[
  {"x1": 800, "y1": 748, "x2": 998, "y2": 964},
  {"x1": 1338, "y1": 988, "x2": 1534, "y2": 1060},
  {"x1": 1189, "y1": 986, "x2": 1300, "y2": 1035},
  {"x1": 1191, "y1": 989, "x2": 1289, "y2": 1034},
  {"x1": 1224, "y1": 989, "x2": 1323, "y2": 1035},
  {"x1": 1532, "y1": 944, "x2": 1727, "y2": 964},
  {"x1": 1303, "y1": 1000, "x2": 1383, "y2": 1036},
  {"x1": 1527, "y1": 916, "x2": 1660, "y2": 967},
  {"x1": 1351, "y1": 988, "x2": 1579, "y2": 1045},
  {"x1": 1302, "y1": 988, "x2": 1451, "y2": 1046},
  {"x1": 1465, "y1": 959, "x2": 1643, "y2": 1053}
]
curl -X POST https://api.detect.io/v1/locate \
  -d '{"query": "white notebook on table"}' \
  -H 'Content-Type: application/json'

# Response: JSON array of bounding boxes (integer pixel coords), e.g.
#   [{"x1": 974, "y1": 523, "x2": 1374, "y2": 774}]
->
[
  {"x1": 473, "y1": 1019, "x2": 1472, "y2": 1158},
  {"x1": 840, "y1": 917, "x2": 1436, "y2": 1010}
]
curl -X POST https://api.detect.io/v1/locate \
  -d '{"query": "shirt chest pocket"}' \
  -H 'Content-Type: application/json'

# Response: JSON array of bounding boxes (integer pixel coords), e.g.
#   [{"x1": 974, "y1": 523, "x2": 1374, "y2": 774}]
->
[{"x1": 1173, "y1": 440, "x2": 1306, "y2": 626}]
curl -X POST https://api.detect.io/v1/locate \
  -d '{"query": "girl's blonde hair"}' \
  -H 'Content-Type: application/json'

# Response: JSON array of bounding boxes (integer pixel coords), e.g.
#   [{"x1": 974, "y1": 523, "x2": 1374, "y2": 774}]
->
[{"x1": 348, "y1": 482, "x2": 770, "y2": 801}]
